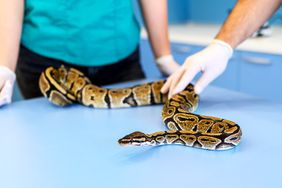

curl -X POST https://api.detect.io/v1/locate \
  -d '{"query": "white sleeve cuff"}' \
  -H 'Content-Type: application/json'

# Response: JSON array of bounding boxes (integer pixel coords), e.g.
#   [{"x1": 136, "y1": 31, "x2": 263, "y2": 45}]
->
[
  {"x1": 211, "y1": 39, "x2": 234, "y2": 58},
  {"x1": 156, "y1": 55, "x2": 175, "y2": 66}
]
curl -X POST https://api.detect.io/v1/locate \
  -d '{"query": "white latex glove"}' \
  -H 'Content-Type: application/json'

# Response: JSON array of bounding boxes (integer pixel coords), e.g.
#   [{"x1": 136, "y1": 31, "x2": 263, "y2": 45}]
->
[
  {"x1": 0, "y1": 66, "x2": 16, "y2": 106},
  {"x1": 161, "y1": 39, "x2": 233, "y2": 98},
  {"x1": 156, "y1": 55, "x2": 180, "y2": 76}
]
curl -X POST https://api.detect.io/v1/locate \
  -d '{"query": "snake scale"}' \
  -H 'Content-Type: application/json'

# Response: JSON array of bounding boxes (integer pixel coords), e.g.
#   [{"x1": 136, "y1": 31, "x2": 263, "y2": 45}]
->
[{"x1": 39, "y1": 66, "x2": 242, "y2": 150}]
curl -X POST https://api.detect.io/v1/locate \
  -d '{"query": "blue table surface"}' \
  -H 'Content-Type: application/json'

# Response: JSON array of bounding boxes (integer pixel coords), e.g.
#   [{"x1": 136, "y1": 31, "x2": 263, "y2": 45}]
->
[{"x1": 1, "y1": 79, "x2": 282, "y2": 188}]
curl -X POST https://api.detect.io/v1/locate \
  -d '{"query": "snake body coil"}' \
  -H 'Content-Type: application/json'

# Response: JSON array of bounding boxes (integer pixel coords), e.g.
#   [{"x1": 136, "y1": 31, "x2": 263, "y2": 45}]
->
[{"x1": 39, "y1": 66, "x2": 242, "y2": 150}]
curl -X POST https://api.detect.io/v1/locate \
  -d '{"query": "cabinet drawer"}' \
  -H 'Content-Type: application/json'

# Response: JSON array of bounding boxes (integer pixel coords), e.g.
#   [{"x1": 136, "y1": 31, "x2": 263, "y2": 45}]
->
[{"x1": 239, "y1": 51, "x2": 282, "y2": 102}]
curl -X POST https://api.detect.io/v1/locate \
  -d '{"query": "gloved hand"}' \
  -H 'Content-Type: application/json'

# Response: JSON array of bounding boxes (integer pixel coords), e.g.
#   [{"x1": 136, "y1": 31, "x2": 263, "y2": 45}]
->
[
  {"x1": 0, "y1": 66, "x2": 16, "y2": 106},
  {"x1": 161, "y1": 39, "x2": 233, "y2": 98},
  {"x1": 156, "y1": 55, "x2": 180, "y2": 76}
]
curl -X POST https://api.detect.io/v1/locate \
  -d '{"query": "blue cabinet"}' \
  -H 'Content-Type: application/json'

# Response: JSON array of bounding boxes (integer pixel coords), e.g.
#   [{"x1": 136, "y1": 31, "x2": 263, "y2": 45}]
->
[{"x1": 140, "y1": 39, "x2": 282, "y2": 102}]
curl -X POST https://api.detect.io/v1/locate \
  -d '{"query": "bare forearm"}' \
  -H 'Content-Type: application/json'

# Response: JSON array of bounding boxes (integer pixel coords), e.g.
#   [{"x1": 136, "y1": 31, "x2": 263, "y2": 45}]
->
[
  {"x1": 216, "y1": 0, "x2": 281, "y2": 48},
  {"x1": 139, "y1": 0, "x2": 171, "y2": 58},
  {"x1": 0, "y1": 0, "x2": 24, "y2": 71}
]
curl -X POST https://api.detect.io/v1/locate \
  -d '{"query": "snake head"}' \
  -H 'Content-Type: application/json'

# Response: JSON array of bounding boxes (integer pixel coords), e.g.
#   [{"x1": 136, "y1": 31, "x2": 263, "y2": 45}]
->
[{"x1": 118, "y1": 131, "x2": 151, "y2": 146}]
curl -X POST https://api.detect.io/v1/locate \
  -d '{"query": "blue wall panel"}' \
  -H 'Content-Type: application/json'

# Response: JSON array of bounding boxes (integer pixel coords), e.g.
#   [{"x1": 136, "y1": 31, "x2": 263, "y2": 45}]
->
[
  {"x1": 270, "y1": 7, "x2": 282, "y2": 25},
  {"x1": 133, "y1": 0, "x2": 282, "y2": 25},
  {"x1": 132, "y1": 0, "x2": 190, "y2": 25},
  {"x1": 189, "y1": 0, "x2": 236, "y2": 24},
  {"x1": 167, "y1": 0, "x2": 190, "y2": 24}
]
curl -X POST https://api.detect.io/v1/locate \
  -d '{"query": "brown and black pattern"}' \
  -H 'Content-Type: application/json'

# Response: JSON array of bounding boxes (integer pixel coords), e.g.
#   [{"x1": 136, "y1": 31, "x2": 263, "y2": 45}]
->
[{"x1": 39, "y1": 66, "x2": 242, "y2": 150}]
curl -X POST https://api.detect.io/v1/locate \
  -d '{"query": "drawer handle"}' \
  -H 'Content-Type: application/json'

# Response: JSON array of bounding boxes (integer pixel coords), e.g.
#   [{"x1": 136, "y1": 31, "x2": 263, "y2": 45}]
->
[
  {"x1": 242, "y1": 56, "x2": 272, "y2": 65},
  {"x1": 172, "y1": 46, "x2": 191, "y2": 53}
]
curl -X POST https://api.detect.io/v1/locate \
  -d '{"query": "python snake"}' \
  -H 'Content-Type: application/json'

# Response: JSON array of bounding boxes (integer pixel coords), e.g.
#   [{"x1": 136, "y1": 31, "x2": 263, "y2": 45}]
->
[{"x1": 39, "y1": 66, "x2": 242, "y2": 150}]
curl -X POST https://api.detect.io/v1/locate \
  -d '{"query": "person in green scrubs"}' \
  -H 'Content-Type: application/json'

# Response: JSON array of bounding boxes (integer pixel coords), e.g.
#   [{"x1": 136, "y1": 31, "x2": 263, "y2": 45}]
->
[{"x1": 0, "y1": 0, "x2": 180, "y2": 105}]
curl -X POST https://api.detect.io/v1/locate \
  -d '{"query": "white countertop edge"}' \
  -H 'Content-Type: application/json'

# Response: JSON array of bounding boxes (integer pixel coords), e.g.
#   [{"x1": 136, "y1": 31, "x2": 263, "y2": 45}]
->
[{"x1": 141, "y1": 24, "x2": 282, "y2": 55}]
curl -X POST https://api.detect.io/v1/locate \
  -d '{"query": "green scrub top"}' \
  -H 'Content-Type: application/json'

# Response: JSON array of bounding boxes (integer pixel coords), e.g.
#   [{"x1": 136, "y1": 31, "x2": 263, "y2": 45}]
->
[{"x1": 21, "y1": 0, "x2": 140, "y2": 66}]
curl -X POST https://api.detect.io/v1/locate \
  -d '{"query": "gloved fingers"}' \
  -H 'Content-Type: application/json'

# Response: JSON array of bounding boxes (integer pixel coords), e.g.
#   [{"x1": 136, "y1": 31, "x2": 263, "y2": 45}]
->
[
  {"x1": 167, "y1": 68, "x2": 186, "y2": 98},
  {"x1": 0, "y1": 96, "x2": 10, "y2": 106},
  {"x1": 0, "y1": 81, "x2": 13, "y2": 107},
  {"x1": 0, "y1": 66, "x2": 16, "y2": 82},
  {"x1": 194, "y1": 71, "x2": 218, "y2": 94},
  {"x1": 0, "y1": 99, "x2": 6, "y2": 106},
  {"x1": 169, "y1": 65, "x2": 200, "y2": 98},
  {"x1": 161, "y1": 74, "x2": 173, "y2": 94},
  {"x1": 161, "y1": 68, "x2": 183, "y2": 94}
]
